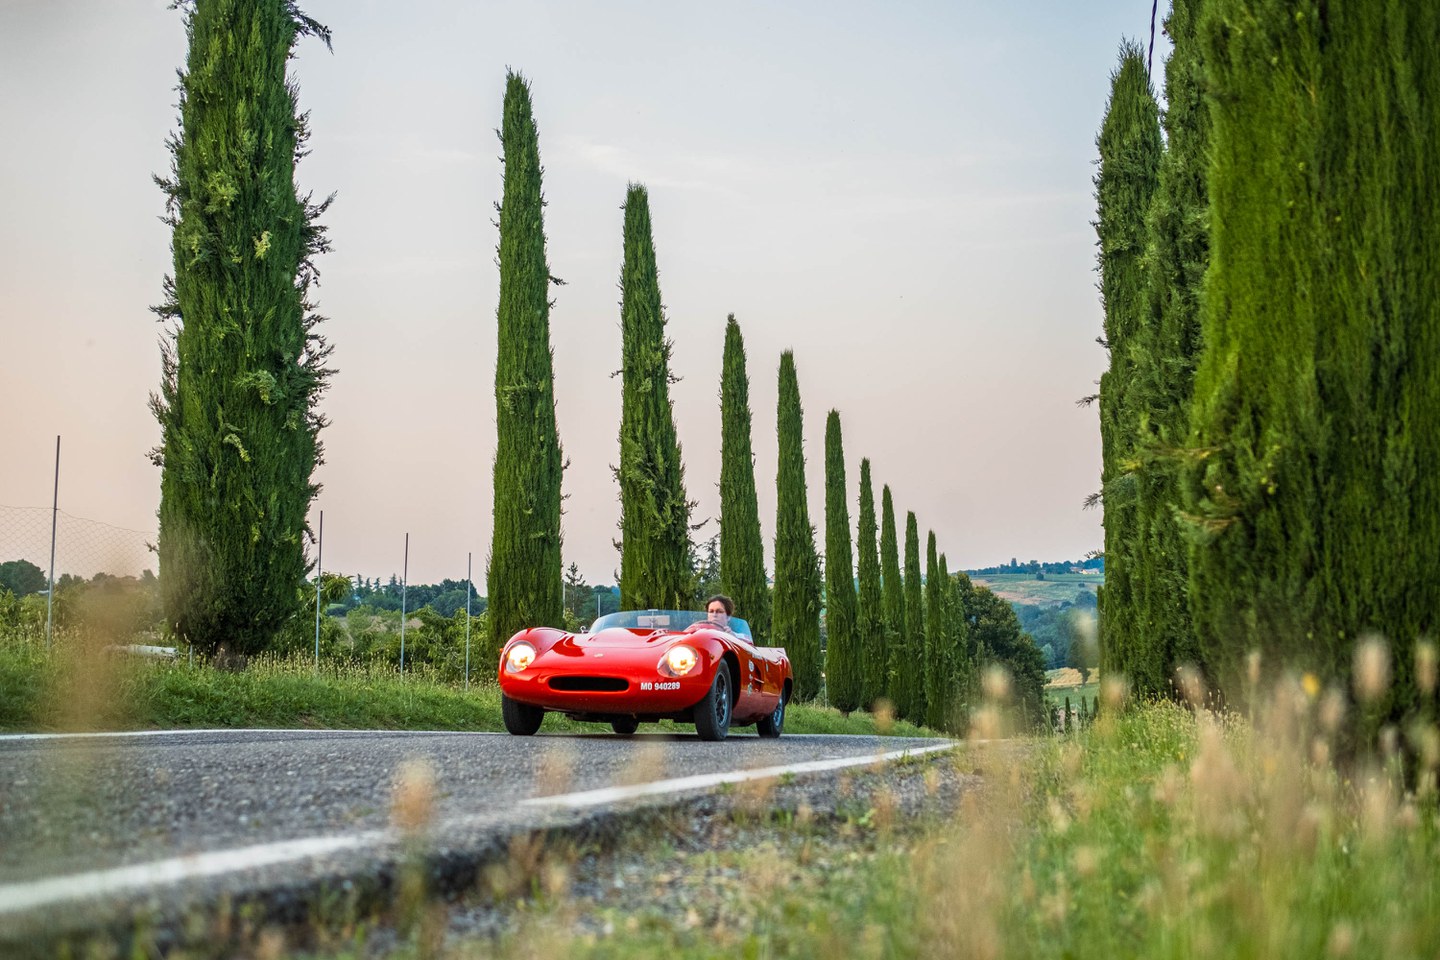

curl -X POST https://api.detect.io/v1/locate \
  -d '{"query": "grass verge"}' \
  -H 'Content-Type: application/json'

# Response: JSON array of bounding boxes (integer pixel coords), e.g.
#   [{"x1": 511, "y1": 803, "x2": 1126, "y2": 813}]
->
[
  {"x1": 287, "y1": 695, "x2": 1436, "y2": 959},
  {"x1": 0, "y1": 643, "x2": 934, "y2": 738}
]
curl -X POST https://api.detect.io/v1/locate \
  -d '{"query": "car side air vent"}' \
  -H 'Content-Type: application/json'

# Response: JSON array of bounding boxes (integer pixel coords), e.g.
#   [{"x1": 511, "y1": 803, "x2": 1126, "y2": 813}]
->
[{"x1": 549, "y1": 676, "x2": 628, "y2": 692}]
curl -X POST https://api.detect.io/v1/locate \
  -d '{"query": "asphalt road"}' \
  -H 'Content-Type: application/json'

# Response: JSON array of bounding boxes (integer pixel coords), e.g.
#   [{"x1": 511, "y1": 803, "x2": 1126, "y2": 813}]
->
[{"x1": 0, "y1": 728, "x2": 941, "y2": 888}]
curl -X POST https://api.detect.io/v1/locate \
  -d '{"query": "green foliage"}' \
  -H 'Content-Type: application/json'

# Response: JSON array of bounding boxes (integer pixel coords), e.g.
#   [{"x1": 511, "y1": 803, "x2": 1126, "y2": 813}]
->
[
  {"x1": 1094, "y1": 43, "x2": 1163, "y2": 686},
  {"x1": 488, "y1": 70, "x2": 565, "y2": 661},
  {"x1": 896, "y1": 511, "x2": 926, "y2": 723},
  {"x1": 923, "y1": 532, "x2": 945, "y2": 730},
  {"x1": 1185, "y1": 0, "x2": 1440, "y2": 732},
  {"x1": 1015, "y1": 588, "x2": 1098, "y2": 669},
  {"x1": 0, "y1": 559, "x2": 46, "y2": 597},
  {"x1": 823, "y1": 410, "x2": 860, "y2": 713},
  {"x1": 151, "y1": 0, "x2": 334, "y2": 657},
  {"x1": 618, "y1": 184, "x2": 693, "y2": 610},
  {"x1": 1115, "y1": 0, "x2": 1212, "y2": 699},
  {"x1": 773, "y1": 352, "x2": 822, "y2": 699},
  {"x1": 855, "y1": 460, "x2": 886, "y2": 710},
  {"x1": 718, "y1": 315, "x2": 771, "y2": 643},
  {"x1": 878, "y1": 485, "x2": 906, "y2": 707},
  {"x1": 957, "y1": 575, "x2": 1048, "y2": 727}
]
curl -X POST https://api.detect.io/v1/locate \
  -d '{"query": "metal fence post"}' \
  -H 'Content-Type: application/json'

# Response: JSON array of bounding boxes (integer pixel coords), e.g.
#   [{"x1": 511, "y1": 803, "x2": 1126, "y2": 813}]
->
[
  {"x1": 400, "y1": 532, "x2": 409, "y2": 675},
  {"x1": 45, "y1": 436, "x2": 59, "y2": 649},
  {"x1": 464, "y1": 551, "x2": 472, "y2": 691},
  {"x1": 314, "y1": 510, "x2": 323, "y2": 670}
]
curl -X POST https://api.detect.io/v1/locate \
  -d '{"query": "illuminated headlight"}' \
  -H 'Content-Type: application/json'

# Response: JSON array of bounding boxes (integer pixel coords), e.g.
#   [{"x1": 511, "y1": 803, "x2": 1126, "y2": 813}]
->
[
  {"x1": 506, "y1": 642, "x2": 537, "y2": 673},
  {"x1": 662, "y1": 644, "x2": 698, "y2": 677}
]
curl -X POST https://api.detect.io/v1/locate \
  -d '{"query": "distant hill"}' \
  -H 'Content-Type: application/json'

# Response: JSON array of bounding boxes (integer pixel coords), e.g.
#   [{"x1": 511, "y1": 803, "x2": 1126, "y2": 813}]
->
[
  {"x1": 966, "y1": 572, "x2": 1102, "y2": 607},
  {"x1": 966, "y1": 555, "x2": 1104, "y2": 578}
]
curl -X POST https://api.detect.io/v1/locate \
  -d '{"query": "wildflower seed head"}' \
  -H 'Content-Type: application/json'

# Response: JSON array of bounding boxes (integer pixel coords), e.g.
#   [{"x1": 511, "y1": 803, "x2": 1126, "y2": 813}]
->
[
  {"x1": 982, "y1": 666, "x2": 1012, "y2": 703},
  {"x1": 1353, "y1": 635, "x2": 1391, "y2": 703},
  {"x1": 1176, "y1": 664, "x2": 1206, "y2": 707},
  {"x1": 1415, "y1": 640, "x2": 1437, "y2": 695},
  {"x1": 1319, "y1": 687, "x2": 1347, "y2": 733},
  {"x1": 1380, "y1": 725, "x2": 1399, "y2": 758},
  {"x1": 391, "y1": 757, "x2": 436, "y2": 833},
  {"x1": 1101, "y1": 674, "x2": 1128, "y2": 712},
  {"x1": 1326, "y1": 921, "x2": 1355, "y2": 958},
  {"x1": 873, "y1": 698, "x2": 895, "y2": 735}
]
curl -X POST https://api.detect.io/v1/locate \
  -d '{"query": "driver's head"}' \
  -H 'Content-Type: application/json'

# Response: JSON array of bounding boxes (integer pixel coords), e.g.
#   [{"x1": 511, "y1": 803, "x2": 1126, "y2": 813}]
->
[{"x1": 705, "y1": 594, "x2": 733, "y2": 623}]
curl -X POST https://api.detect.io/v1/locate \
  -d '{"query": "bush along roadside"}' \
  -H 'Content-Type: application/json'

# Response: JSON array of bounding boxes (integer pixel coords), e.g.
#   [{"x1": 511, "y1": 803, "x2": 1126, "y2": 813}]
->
[{"x1": 0, "y1": 643, "x2": 937, "y2": 738}]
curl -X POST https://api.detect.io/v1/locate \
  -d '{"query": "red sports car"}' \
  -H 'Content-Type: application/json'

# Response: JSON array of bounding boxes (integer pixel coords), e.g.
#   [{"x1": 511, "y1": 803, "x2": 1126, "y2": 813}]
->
[{"x1": 497, "y1": 609, "x2": 791, "y2": 740}]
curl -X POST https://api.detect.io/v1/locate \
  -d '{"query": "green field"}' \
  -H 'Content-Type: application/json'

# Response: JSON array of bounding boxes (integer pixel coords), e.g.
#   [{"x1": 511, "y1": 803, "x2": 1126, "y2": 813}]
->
[{"x1": 969, "y1": 573, "x2": 1103, "y2": 606}]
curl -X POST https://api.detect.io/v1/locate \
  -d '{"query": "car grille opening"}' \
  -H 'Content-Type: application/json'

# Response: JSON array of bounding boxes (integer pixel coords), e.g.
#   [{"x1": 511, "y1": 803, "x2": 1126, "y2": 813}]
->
[{"x1": 549, "y1": 676, "x2": 628, "y2": 692}]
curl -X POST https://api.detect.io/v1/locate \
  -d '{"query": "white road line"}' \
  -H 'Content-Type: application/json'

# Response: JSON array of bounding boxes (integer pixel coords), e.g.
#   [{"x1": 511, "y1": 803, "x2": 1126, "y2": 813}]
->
[
  {"x1": 0, "y1": 832, "x2": 386, "y2": 916},
  {"x1": 0, "y1": 741, "x2": 957, "y2": 917},
  {"x1": 520, "y1": 741, "x2": 958, "y2": 809}
]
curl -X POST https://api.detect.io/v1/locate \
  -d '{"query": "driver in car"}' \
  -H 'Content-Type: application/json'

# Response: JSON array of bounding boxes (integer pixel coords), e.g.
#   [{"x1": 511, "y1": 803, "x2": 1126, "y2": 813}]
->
[{"x1": 704, "y1": 594, "x2": 733, "y2": 631}]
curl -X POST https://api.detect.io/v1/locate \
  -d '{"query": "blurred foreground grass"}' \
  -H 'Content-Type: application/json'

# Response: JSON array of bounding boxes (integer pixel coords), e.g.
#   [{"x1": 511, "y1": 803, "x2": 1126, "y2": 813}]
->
[
  {"x1": 0, "y1": 640, "x2": 933, "y2": 738},
  {"x1": 355, "y1": 687, "x2": 1439, "y2": 959}
]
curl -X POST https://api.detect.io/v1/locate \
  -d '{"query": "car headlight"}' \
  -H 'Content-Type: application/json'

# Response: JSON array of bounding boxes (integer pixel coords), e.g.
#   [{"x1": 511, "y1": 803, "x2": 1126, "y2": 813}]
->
[
  {"x1": 662, "y1": 644, "x2": 698, "y2": 677},
  {"x1": 506, "y1": 642, "x2": 537, "y2": 673}
]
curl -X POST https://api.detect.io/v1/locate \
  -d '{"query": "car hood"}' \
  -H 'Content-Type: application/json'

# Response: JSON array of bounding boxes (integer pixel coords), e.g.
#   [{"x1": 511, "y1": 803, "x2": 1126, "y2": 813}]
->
[{"x1": 562, "y1": 628, "x2": 689, "y2": 651}]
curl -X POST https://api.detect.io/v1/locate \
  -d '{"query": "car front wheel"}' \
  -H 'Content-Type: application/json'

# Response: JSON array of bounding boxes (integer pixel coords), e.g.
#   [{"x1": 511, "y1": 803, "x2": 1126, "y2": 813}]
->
[
  {"x1": 611, "y1": 718, "x2": 639, "y2": 736},
  {"x1": 693, "y1": 665, "x2": 732, "y2": 741},
  {"x1": 502, "y1": 694, "x2": 544, "y2": 736}
]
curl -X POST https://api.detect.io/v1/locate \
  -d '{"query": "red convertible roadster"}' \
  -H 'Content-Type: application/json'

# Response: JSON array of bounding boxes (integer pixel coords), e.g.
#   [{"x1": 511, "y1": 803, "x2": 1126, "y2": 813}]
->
[{"x1": 497, "y1": 609, "x2": 791, "y2": 740}]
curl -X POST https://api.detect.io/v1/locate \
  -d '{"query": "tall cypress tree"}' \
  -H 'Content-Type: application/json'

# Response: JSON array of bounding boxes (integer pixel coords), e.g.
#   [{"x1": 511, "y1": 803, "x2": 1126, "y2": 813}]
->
[
  {"x1": 152, "y1": 0, "x2": 333, "y2": 657},
  {"x1": 855, "y1": 459, "x2": 886, "y2": 709},
  {"x1": 935, "y1": 553, "x2": 970, "y2": 733},
  {"x1": 1094, "y1": 43, "x2": 1163, "y2": 683},
  {"x1": 823, "y1": 410, "x2": 860, "y2": 712},
  {"x1": 774, "y1": 351, "x2": 822, "y2": 698},
  {"x1": 718, "y1": 315, "x2": 770, "y2": 642},
  {"x1": 617, "y1": 184, "x2": 692, "y2": 610},
  {"x1": 1187, "y1": 0, "x2": 1440, "y2": 726},
  {"x1": 487, "y1": 71, "x2": 564, "y2": 659},
  {"x1": 923, "y1": 532, "x2": 947, "y2": 730},
  {"x1": 1126, "y1": 0, "x2": 1212, "y2": 695},
  {"x1": 878, "y1": 484, "x2": 906, "y2": 705},
  {"x1": 899, "y1": 511, "x2": 926, "y2": 723}
]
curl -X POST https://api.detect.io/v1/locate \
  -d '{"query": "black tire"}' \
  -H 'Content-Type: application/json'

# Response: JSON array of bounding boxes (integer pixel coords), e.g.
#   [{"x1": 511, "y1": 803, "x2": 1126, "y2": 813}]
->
[
  {"x1": 611, "y1": 718, "x2": 639, "y2": 736},
  {"x1": 693, "y1": 665, "x2": 733, "y2": 741},
  {"x1": 756, "y1": 689, "x2": 787, "y2": 738},
  {"x1": 502, "y1": 694, "x2": 544, "y2": 736}
]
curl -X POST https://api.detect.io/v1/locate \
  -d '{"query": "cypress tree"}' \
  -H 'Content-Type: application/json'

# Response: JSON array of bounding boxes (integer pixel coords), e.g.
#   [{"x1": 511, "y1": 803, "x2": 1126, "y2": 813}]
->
[
  {"x1": 855, "y1": 459, "x2": 886, "y2": 709},
  {"x1": 823, "y1": 410, "x2": 860, "y2": 712},
  {"x1": 940, "y1": 554, "x2": 973, "y2": 733},
  {"x1": 899, "y1": 512, "x2": 926, "y2": 723},
  {"x1": 1094, "y1": 43, "x2": 1163, "y2": 684},
  {"x1": 1125, "y1": 0, "x2": 1212, "y2": 696},
  {"x1": 487, "y1": 71, "x2": 564, "y2": 660},
  {"x1": 774, "y1": 352, "x2": 822, "y2": 698},
  {"x1": 617, "y1": 185, "x2": 692, "y2": 610},
  {"x1": 879, "y1": 485, "x2": 906, "y2": 704},
  {"x1": 152, "y1": 0, "x2": 333, "y2": 657},
  {"x1": 1187, "y1": 0, "x2": 1440, "y2": 727},
  {"x1": 718, "y1": 315, "x2": 770, "y2": 643},
  {"x1": 923, "y1": 532, "x2": 946, "y2": 730}
]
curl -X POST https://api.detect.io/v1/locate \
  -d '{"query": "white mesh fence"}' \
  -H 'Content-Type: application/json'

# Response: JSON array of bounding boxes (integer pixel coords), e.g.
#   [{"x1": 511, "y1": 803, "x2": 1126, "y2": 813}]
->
[{"x1": 0, "y1": 504, "x2": 156, "y2": 583}]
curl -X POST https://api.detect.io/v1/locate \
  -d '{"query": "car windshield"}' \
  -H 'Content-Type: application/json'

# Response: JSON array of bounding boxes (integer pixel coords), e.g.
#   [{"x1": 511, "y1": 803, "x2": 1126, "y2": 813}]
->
[{"x1": 590, "y1": 609, "x2": 752, "y2": 640}]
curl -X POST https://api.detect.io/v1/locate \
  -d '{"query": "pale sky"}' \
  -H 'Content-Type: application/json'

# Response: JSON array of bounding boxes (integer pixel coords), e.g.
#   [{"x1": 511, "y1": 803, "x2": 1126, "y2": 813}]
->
[{"x1": 0, "y1": 1, "x2": 1169, "y2": 587}]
